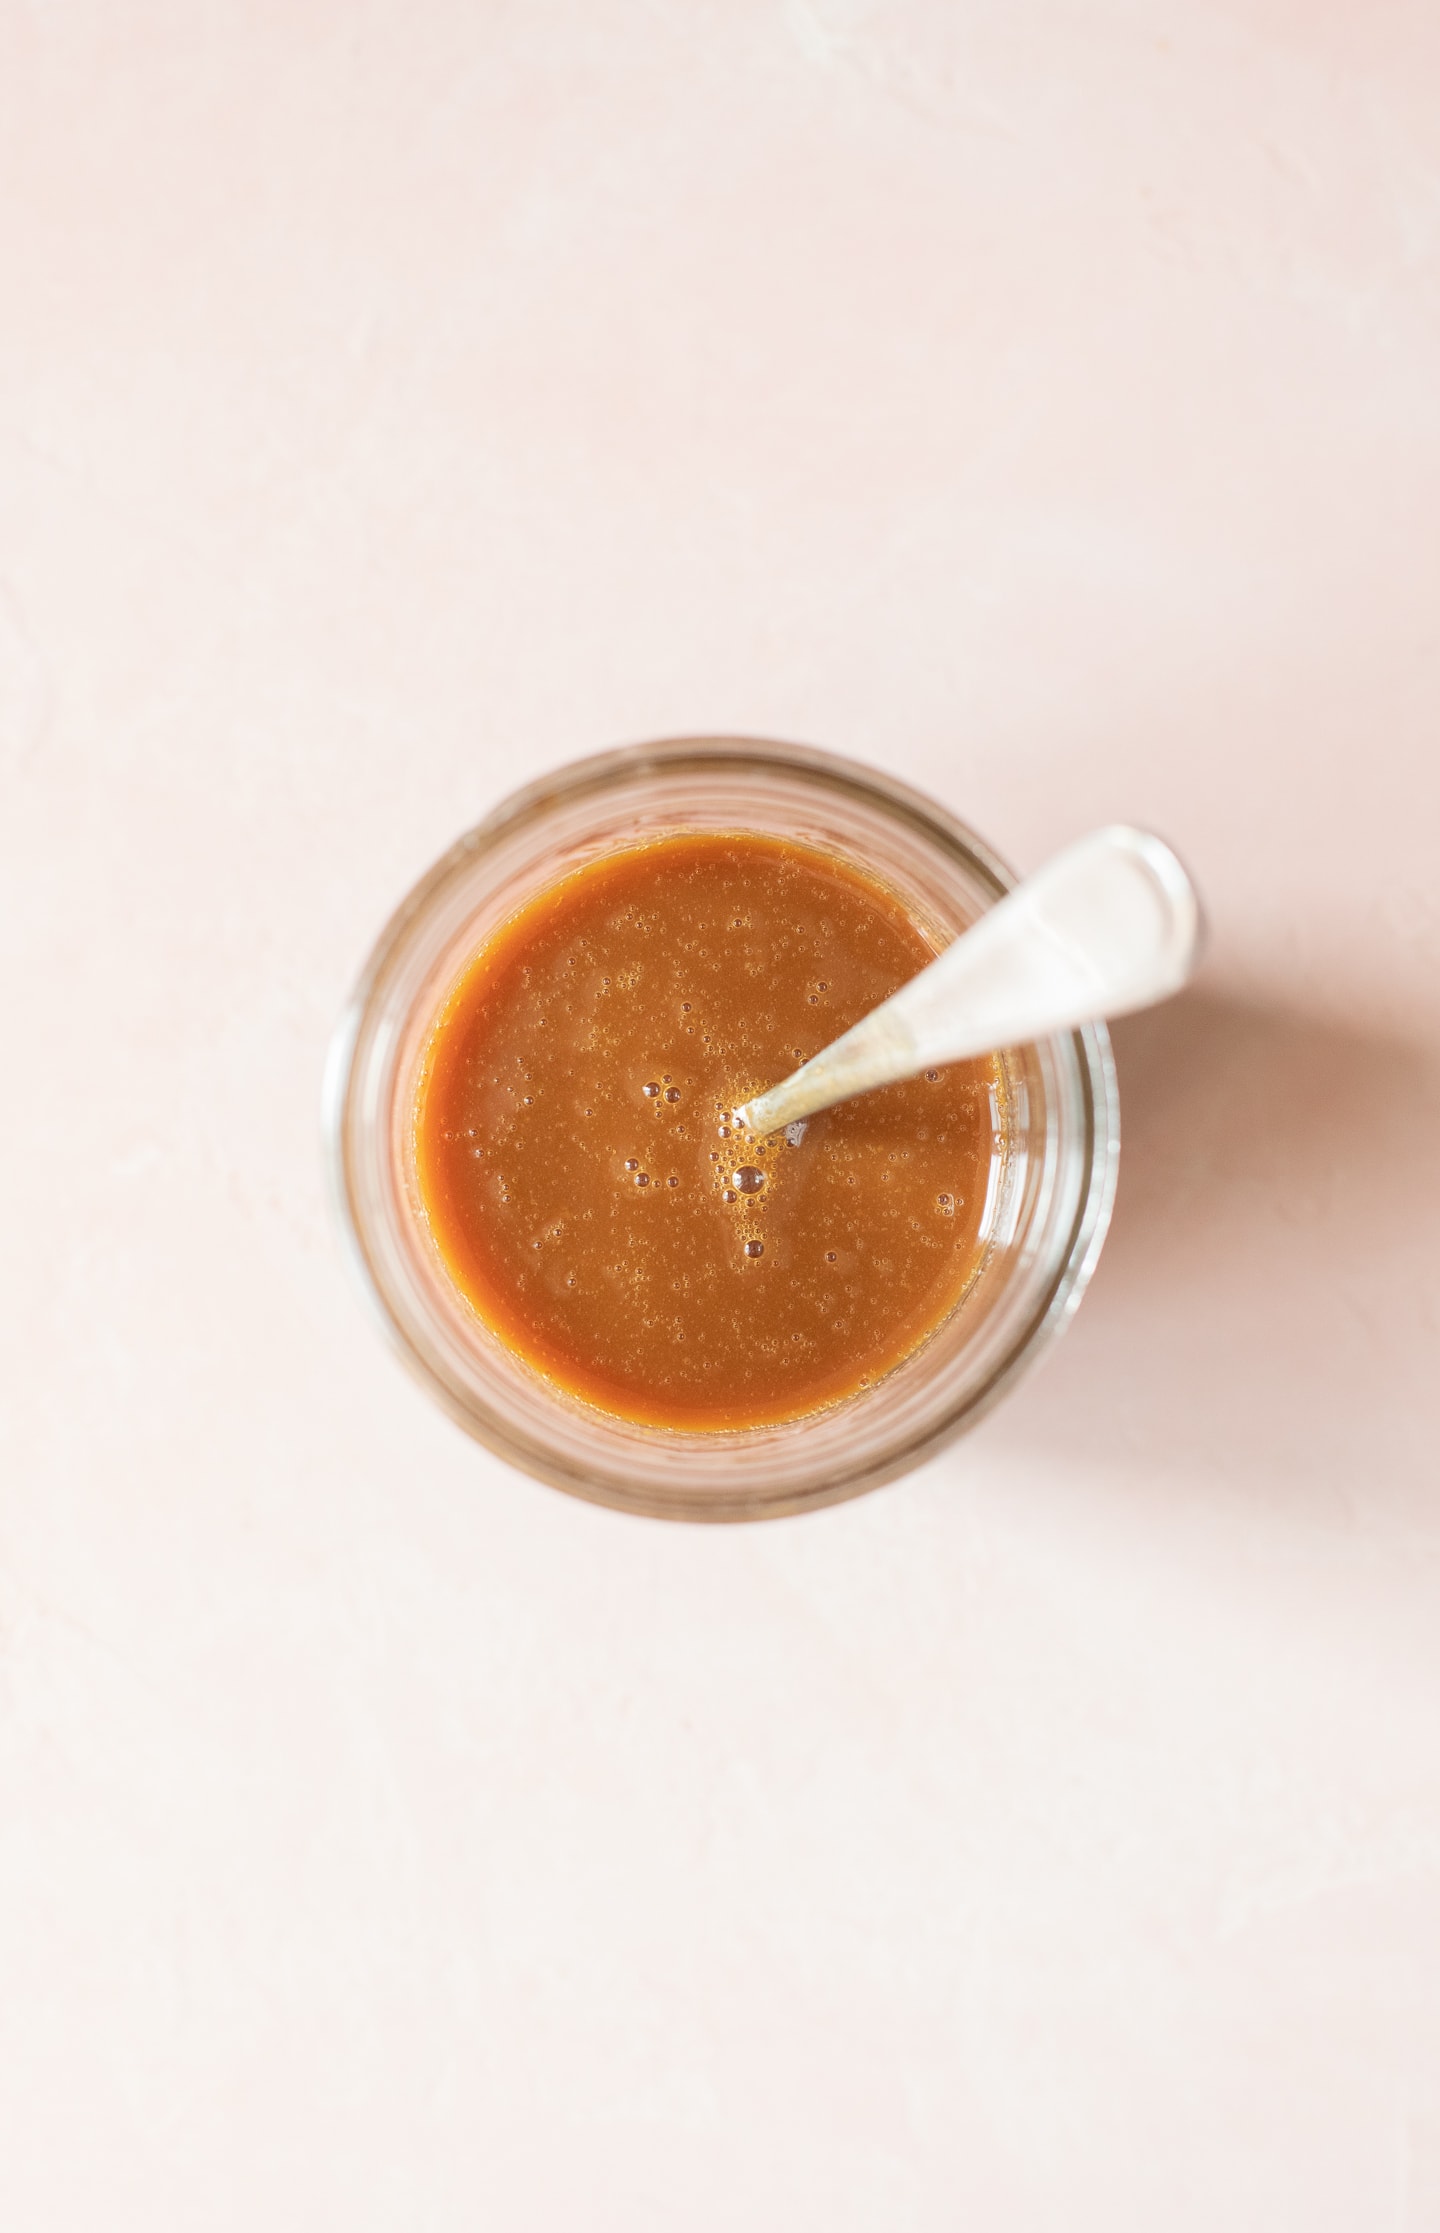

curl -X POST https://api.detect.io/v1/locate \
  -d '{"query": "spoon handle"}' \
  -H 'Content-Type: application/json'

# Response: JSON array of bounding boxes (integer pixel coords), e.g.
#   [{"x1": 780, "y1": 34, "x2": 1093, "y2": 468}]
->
[{"x1": 736, "y1": 825, "x2": 1203, "y2": 1137}]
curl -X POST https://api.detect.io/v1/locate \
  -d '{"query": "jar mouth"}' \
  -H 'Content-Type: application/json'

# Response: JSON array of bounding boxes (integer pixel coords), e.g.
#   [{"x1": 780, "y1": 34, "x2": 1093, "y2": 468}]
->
[{"x1": 325, "y1": 738, "x2": 1120, "y2": 1521}]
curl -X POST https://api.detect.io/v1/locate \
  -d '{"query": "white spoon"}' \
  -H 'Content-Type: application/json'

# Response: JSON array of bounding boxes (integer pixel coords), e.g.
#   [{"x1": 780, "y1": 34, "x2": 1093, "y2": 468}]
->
[{"x1": 734, "y1": 824, "x2": 1202, "y2": 1138}]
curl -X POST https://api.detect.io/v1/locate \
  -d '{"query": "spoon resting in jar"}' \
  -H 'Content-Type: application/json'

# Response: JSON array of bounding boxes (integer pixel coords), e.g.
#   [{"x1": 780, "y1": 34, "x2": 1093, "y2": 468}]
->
[{"x1": 733, "y1": 824, "x2": 1202, "y2": 1139}]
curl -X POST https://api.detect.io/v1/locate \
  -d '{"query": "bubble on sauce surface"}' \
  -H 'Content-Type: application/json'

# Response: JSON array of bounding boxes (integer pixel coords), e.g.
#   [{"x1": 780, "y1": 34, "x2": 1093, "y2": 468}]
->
[
  {"x1": 643, "y1": 1082, "x2": 660, "y2": 1097},
  {"x1": 732, "y1": 1166, "x2": 765, "y2": 1194},
  {"x1": 624, "y1": 1158, "x2": 639, "y2": 1170},
  {"x1": 664, "y1": 1087, "x2": 681, "y2": 1102}
]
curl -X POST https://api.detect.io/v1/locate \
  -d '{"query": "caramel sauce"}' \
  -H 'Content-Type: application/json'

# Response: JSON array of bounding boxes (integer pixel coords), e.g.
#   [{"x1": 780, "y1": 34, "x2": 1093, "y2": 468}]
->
[{"x1": 414, "y1": 833, "x2": 997, "y2": 1429}]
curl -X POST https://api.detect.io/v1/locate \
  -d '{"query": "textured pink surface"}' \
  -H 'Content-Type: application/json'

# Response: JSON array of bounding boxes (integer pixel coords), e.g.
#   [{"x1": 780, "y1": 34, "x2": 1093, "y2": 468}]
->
[{"x1": 3, "y1": 5, "x2": 1440, "y2": 2227}]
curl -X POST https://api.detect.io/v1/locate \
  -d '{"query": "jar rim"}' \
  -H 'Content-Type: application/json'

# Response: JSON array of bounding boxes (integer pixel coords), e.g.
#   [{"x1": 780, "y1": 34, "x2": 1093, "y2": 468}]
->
[{"x1": 324, "y1": 737, "x2": 1120, "y2": 1519}]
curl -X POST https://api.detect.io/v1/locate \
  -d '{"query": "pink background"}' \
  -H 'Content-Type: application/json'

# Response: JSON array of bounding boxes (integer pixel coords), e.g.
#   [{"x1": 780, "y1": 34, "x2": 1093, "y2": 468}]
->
[{"x1": 4, "y1": 4, "x2": 1440, "y2": 2226}]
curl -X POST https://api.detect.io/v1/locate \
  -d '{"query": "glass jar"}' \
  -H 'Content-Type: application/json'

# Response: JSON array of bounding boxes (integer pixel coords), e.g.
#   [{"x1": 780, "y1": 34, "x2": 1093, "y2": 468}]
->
[{"x1": 324, "y1": 738, "x2": 1119, "y2": 1520}]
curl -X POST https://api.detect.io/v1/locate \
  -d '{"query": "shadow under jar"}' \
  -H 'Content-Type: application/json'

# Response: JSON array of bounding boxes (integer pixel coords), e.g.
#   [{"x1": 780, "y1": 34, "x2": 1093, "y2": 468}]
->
[{"x1": 325, "y1": 738, "x2": 1119, "y2": 1521}]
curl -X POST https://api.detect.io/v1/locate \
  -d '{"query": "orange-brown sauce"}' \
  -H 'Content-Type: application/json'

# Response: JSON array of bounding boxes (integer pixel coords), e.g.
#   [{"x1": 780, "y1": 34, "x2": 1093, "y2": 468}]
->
[{"x1": 414, "y1": 833, "x2": 998, "y2": 1429}]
